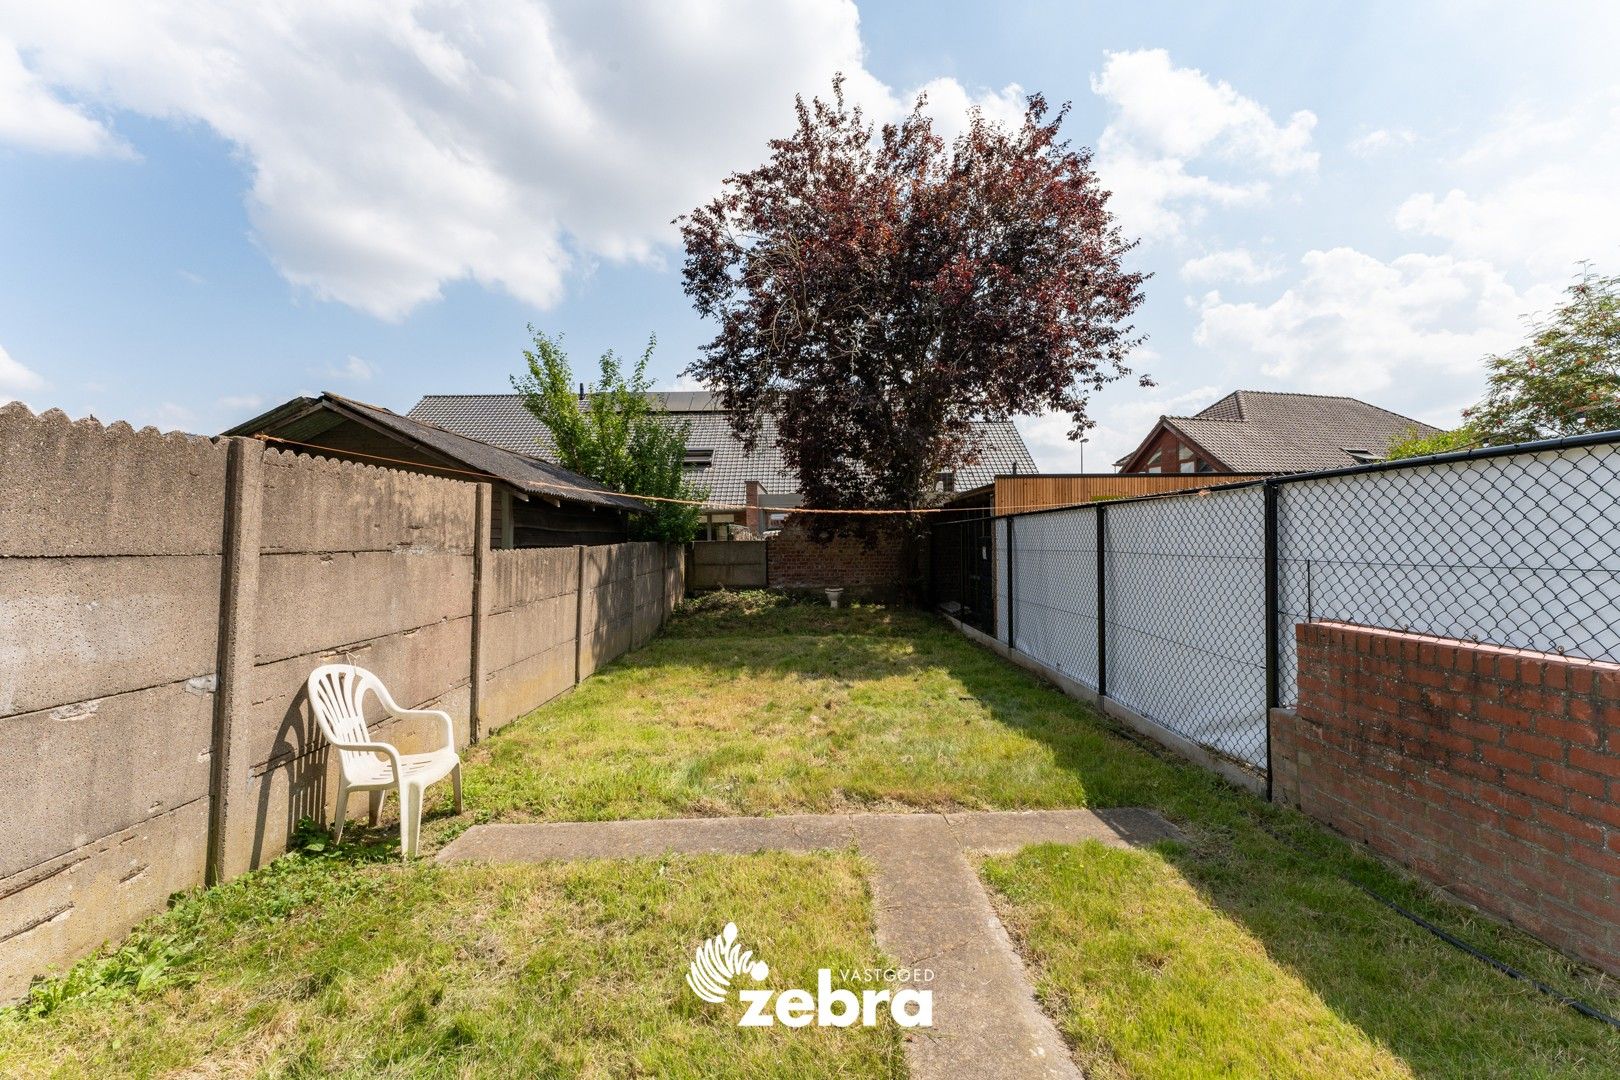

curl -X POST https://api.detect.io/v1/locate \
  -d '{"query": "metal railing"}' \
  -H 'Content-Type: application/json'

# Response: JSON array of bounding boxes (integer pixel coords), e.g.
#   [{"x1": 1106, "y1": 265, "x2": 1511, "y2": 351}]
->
[{"x1": 931, "y1": 431, "x2": 1620, "y2": 780}]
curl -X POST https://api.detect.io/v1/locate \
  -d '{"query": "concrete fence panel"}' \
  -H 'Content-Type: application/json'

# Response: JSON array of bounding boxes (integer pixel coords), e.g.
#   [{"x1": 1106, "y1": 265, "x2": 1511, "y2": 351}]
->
[
  {"x1": 258, "y1": 449, "x2": 476, "y2": 556},
  {"x1": 0, "y1": 405, "x2": 683, "y2": 999},
  {"x1": 0, "y1": 408, "x2": 228, "y2": 1001},
  {"x1": 479, "y1": 546, "x2": 583, "y2": 734},
  {"x1": 221, "y1": 452, "x2": 480, "y2": 878}
]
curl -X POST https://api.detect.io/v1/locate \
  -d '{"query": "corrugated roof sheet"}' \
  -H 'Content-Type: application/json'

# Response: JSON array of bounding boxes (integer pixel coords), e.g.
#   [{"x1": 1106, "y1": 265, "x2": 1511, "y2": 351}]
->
[
  {"x1": 407, "y1": 393, "x2": 1039, "y2": 505},
  {"x1": 226, "y1": 393, "x2": 648, "y2": 512}
]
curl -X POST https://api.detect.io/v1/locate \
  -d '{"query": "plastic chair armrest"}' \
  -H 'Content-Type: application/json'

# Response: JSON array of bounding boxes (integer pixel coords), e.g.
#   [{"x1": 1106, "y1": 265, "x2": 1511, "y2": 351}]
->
[
  {"x1": 391, "y1": 708, "x2": 457, "y2": 752},
  {"x1": 329, "y1": 738, "x2": 402, "y2": 772}
]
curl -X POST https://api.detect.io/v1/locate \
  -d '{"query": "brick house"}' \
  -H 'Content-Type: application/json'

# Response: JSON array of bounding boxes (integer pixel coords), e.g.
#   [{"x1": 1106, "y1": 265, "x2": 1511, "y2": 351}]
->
[{"x1": 1115, "y1": 390, "x2": 1440, "y2": 475}]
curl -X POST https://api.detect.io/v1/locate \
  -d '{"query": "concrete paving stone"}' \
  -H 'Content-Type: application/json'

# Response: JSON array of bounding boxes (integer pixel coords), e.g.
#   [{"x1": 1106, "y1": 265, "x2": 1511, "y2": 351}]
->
[{"x1": 440, "y1": 807, "x2": 1177, "y2": 1078}]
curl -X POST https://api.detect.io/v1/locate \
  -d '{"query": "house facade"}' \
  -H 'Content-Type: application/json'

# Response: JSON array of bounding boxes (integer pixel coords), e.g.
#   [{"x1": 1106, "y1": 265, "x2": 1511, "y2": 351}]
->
[
  {"x1": 1114, "y1": 390, "x2": 1441, "y2": 475},
  {"x1": 408, "y1": 392, "x2": 1040, "y2": 539}
]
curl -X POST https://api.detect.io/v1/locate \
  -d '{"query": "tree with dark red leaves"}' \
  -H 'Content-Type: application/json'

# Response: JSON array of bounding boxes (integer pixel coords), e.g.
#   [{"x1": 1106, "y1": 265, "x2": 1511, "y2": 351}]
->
[{"x1": 678, "y1": 76, "x2": 1148, "y2": 539}]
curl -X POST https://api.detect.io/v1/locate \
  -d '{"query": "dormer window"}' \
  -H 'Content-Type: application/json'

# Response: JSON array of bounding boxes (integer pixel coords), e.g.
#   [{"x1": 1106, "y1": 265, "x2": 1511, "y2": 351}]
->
[
  {"x1": 1342, "y1": 448, "x2": 1381, "y2": 465},
  {"x1": 683, "y1": 448, "x2": 714, "y2": 468}
]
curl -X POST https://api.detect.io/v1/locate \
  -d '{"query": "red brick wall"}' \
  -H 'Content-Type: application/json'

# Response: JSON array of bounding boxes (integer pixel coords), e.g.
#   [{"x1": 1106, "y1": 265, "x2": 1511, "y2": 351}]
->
[
  {"x1": 766, "y1": 521, "x2": 907, "y2": 596},
  {"x1": 1274, "y1": 621, "x2": 1620, "y2": 975},
  {"x1": 1117, "y1": 426, "x2": 1222, "y2": 474}
]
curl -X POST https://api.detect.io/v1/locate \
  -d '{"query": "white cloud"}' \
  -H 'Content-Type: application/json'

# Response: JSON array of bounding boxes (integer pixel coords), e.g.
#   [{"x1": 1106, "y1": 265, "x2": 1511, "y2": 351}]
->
[
  {"x1": 1017, "y1": 379, "x2": 1221, "y2": 474},
  {"x1": 0, "y1": 342, "x2": 43, "y2": 401},
  {"x1": 323, "y1": 355, "x2": 376, "y2": 382},
  {"x1": 1348, "y1": 127, "x2": 1416, "y2": 157},
  {"x1": 217, "y1": 393, "x2": 263, "y2": 412},
  {"x1": 1395, "y1": 92, "x2": 1620, "y2": 275},
  {"x1": 0, "y1": 40, "x2": 126, "y2": 156},
  {"x1": 1180, "y1": 248, "x2": 1279, "y2": 284},
  {"x1": 906, "y1": 76, "x2": 1027, "y2": 146},
  {"x1": 1192, "y1": 247, "x2": 1555, "y2": 422},
  {"x1": 0, "y1": 1, "x2": 1029, "y2": 320},
  {"x1": 1090, "y1": 49, "x2": 1316, "y2": 240}
]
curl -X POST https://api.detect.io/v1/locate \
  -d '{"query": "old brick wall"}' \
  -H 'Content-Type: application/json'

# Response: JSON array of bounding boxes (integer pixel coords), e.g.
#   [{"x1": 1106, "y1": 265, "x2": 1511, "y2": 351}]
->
[
  {"x1": 766, "y1": 521, "x2": 908, "y2": 598},
  {"x1": 1274, "y1": 620, "x2": 1620, "y2": 975}
]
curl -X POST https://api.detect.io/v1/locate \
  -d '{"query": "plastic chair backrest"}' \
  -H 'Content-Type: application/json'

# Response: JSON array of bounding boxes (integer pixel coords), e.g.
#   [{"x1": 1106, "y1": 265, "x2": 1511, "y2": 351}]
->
[{"x1": 307, "y1": 664, "x2": 386, "y2": 776}]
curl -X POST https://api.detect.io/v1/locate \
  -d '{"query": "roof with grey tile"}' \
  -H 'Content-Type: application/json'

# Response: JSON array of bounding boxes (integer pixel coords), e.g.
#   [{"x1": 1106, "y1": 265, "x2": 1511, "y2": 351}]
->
[
  {"x1": 1118, "y1": 390, "x2": 1442, "y2": 473},
  {"x1": 408, "y1": 393, "x2": 1038, "y2": 505}
]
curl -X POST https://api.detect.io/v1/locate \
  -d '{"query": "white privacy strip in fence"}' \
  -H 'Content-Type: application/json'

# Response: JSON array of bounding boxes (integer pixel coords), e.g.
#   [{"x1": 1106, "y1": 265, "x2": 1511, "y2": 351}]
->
[
  {"x1": 1000, "y1": 485, "x2": 1268, "y2": 769},
  {"x1": 1008, "y1": 506, "x2": 1100, "y2": 690},
  {"x1": 1103, "y1": 486, "x2": 1267, "y2": 768}
]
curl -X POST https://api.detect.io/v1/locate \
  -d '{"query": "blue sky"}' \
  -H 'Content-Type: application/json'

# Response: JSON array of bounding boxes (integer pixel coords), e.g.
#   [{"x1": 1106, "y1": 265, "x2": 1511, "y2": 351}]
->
[{"x1": 2, "y1": 1, "x2": 1617, "y2": 470}]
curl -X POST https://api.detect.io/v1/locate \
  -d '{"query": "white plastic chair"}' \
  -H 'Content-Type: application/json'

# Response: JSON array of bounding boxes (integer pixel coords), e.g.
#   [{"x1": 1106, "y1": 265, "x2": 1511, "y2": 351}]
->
[{"x1": 306, "y1": 664, "x2": 463, "y2": 858}]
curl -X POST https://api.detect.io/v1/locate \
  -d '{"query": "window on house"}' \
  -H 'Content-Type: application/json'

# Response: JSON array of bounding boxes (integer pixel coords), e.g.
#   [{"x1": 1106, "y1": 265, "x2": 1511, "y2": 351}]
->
[
  {"x1": 683, "y1": 448, "x2": 714, "y2": 468},
  {"x1": 1178, "y1": 444, "x2": 1196, "y2": 473},
  {"x1": 1145, "y1": 448, "x2": 1162, "y2": 474},
  {"x1": 1342, "y1": 448, "x2": 1381, "y2": 465}
]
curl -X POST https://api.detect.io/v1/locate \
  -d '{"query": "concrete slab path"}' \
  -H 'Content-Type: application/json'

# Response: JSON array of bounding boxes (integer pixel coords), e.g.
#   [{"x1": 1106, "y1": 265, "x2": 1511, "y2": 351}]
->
[{"x1": 440, "y1": 808, "x2": 1179, "y2": 1080}]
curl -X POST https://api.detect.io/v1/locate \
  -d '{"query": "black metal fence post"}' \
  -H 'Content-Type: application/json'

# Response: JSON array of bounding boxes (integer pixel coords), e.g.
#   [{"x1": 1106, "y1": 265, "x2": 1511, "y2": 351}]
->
[
  {"x1": 1263, "y1": 480, "x2": 1280, "y2": 797},
  {"x1": 1095, "y1": 504, "x2": 1107, "y2": 700},
  {"x1": 1005, "y1": 515, "x2": 1015, "y2": 648},
  {"x1": 959, "y1": 519, "x2": 969, "y2": 624}
]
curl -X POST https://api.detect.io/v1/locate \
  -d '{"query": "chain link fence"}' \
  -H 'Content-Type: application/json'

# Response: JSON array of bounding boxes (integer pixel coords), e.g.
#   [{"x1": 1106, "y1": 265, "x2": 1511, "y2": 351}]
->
[
  {"x1": 1276, "y1": 437, "x2": 1620, "y2": 704},
  {"x1": 1103, "y1": 485, "x2": 1269, "y2": 767},
  {"x1": 930, "y1": 431, "x2": 1620, "y2": 779}
]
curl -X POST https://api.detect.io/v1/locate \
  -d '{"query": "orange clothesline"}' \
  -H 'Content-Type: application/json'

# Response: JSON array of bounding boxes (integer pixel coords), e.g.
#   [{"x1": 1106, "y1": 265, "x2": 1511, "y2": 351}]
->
[{"x1": 247, "y1": 431, "x2": 1133, "y2": 517}]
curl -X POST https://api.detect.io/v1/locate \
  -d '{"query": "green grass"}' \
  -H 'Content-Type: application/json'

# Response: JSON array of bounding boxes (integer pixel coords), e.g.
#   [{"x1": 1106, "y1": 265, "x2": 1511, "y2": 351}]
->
[
  {"x1": 7, "y1": 592, "x2": 1618, "y2": 1077},
  {"x1": 981, "y1": 842, "x2": 1616, "y2": 1079},
  {"x1": 464, "y1": 592, "x2": 1620, "y2": 1076},
  {"x1": 0, "y1": 826, "x2": 902, "y2": 1078},
  {"x1": 459, "y1": 596, "x2": 1155, "y2": 823}
]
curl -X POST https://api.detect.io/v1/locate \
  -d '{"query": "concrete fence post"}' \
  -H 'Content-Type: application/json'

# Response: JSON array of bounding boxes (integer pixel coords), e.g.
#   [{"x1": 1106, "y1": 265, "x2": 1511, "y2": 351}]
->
[
  {"x1": 574, "y1": 544, "x2": 587, "y2": 684},
  {"x1": 468, "y1": 483, "x2": 491, "y2": 745},
  {"x1": 206, "y1": 437, "x2": 264, "y2": 886}
]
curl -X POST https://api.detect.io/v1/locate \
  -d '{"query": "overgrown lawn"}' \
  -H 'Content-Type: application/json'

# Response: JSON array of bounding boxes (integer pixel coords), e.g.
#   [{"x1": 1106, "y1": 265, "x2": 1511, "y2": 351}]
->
[
  {"x1": 8, "y1": 592, "x2": 1617, "y2": 1077},
  {"x1": 465, "y1": 592, "x2": 1620, "y2": 1076},
  {"x1": 0, "y1": 828, "x2": 902, "y2": 1079}
]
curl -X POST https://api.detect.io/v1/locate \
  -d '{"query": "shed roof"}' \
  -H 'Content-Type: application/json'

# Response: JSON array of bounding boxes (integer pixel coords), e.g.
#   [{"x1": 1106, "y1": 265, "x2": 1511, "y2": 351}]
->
[{"x1": 224, "y1": 393, "x2": 649, "y2": 512}]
